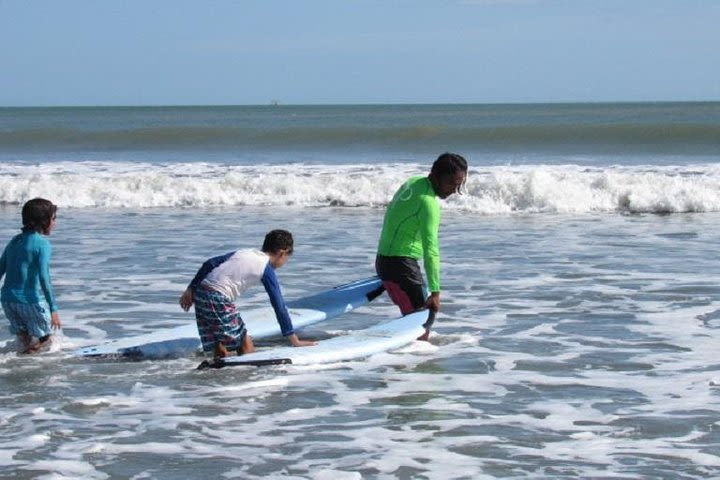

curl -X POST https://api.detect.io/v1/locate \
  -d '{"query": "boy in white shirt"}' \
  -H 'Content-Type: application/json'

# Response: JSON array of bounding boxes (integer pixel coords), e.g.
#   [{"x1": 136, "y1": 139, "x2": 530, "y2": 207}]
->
[{"x1": 179, "y1": 229, "x2": 315, "y2": 357}]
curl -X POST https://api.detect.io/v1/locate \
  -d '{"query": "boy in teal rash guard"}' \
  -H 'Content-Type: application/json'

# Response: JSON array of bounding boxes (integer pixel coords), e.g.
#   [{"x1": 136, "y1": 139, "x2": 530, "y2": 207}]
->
[
  {"x1": 376, "y1": 152, "x2": 468, "y2": 340},
  {"x1": 0, "y1": 198, "x2": 62, "y2": 353}
]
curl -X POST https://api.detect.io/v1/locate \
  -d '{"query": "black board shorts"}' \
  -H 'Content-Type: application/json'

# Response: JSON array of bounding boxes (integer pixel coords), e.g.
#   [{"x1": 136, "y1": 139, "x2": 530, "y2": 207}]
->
[{"x1": 375, "y1": 255, "x2": 430, "y2": 321}]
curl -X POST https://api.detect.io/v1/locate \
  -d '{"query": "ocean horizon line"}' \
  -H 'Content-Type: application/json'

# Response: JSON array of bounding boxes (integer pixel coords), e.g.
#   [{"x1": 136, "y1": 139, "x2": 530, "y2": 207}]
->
[{"x1": 2, "y1": 99, "x2": 720, "y2": 110}]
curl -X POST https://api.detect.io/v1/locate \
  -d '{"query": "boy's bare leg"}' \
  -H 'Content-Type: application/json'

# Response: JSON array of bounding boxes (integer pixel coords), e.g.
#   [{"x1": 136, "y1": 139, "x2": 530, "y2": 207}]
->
[
  {"x1": 17, "y1": 332, "x2": 35, "y2": 353},
  {"x1": 213, "y1": 341, "x2": 229, "y2": 358},
  {"x1": 239, "y1": 334, "x2": 255, "y2": 354},
  {"x1": 25, "y1": 335, "x2": 53, "y2": 354},
  {"x1": 17, "y1": 331, "x2": 31, "y2": 346}
]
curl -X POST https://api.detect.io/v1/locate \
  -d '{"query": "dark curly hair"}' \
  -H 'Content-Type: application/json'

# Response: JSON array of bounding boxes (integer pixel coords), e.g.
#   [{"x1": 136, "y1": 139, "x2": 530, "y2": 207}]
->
[
  {"x1": 430, "y1": 152, "x2": 468, "y2": 177},
  {"x1": 430, "y1": 152, "x2": 468, "y2": 193},
  {"x1": 22, "y1": 198, "x2": 57, "y2": 235},
  {"x1": 262, "y1": 229, "x2": 294, "y2": 255}
]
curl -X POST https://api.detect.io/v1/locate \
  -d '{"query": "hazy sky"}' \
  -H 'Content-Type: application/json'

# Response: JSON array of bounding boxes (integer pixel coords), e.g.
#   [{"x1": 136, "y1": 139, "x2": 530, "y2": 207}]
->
[{"x1": 2, "y1": 0, "x2": 719, "y2": 106}]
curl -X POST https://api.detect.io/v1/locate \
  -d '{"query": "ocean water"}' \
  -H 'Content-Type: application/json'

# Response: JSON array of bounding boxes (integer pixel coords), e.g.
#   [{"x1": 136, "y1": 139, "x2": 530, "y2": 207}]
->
[{"x1": 1, "y1": 103, "x2": 720, "y2": 479}]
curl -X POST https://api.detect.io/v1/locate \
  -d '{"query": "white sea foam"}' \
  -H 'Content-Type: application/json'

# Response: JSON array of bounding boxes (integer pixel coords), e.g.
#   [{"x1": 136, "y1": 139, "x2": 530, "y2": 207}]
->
[
  {"x1": 2, "y1": 199, "x2": 720, "y2": 479},
  {"x1": 3, "y1": 161, "x2": 720, "y2": 213},
  {"x1": 20, "y1": 460, "x2": 108, "y2": 479}
]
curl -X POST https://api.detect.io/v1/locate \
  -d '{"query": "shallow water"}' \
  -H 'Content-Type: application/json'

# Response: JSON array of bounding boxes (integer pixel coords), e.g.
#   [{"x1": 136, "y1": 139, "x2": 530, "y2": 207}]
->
[{"x1": 2, "y1": 206, "x2": 720, "y2": 479}]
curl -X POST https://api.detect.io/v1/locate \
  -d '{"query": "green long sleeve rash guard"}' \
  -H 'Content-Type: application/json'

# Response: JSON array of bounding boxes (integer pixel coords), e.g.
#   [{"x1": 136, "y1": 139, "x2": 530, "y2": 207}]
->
[{"x1": 377, "y1": 176, "x2": 441, "y2": 292}]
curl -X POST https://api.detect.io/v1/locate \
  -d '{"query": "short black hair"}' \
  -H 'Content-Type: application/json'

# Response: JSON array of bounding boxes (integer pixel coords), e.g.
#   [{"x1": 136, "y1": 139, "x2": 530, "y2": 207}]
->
[
  {"x1": 22, "y1": 198, "x2": 57, "y2": 234},
  {"x1": 430, "y1": 152, "x2": 468, "y2": 177},
  {"x1": 262, "y1": 229, "x2": 294, "y2": 255}
]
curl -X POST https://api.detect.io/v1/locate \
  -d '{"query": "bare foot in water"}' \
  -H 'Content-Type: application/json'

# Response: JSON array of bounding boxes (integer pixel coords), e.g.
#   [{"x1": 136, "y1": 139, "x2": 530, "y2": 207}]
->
[
  {"x1": 239, "y1": 334, "x2": 255, "y2": 354},
  {"x1": 213, "y1": 342, "x2": 229, "y2": 358},
  {"x1": 22, "y1": 336, "x2": 52, "y2": 354},
  {"x1": 417, "y1": 330, "x2": 430, "y2": 342}
]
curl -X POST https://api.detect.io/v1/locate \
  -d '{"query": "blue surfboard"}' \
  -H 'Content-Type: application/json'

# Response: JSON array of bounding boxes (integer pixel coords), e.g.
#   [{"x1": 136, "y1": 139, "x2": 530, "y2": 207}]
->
[{"x1": 74, "y1": 276, "x2": 384, "y2": 359}]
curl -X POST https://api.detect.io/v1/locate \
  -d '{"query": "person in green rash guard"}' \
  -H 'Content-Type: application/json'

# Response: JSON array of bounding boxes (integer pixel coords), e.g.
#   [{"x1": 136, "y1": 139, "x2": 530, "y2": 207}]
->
[{"x1": 376, "y1": 152, "x2": 468, "y2": 341}]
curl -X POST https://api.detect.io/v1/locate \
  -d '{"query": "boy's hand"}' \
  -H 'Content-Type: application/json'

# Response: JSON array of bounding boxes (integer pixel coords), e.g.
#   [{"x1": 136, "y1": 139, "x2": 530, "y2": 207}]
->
[
  {"x1": 50, "y1": 312, "x2": 62, "y2": 329},
  {"x1": 288, "y1": 333, "x2": 317, "y2": 347},
  {"x1": 179, "y1": 288, "x2": 194, "y2": 311}
]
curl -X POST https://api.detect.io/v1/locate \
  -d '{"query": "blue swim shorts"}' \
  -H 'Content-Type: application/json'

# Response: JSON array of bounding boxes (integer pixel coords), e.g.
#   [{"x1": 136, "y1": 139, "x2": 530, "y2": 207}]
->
[
  {"x1": 2, "y1": 301, "x2": 53, "y2": 338},
  {"x1": 193, "y1": 284, "x2": 247, "y2": 354}
]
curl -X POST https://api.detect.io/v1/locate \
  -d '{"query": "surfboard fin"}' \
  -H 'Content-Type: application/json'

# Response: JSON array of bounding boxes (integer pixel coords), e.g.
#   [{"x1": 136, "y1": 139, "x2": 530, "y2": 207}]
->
[
  {"x1": 197, "y1": 357, "x2": 293, "y2": 369},
  {"x1": 197, "y1": 358, "x2": 226, "y2": 370}
]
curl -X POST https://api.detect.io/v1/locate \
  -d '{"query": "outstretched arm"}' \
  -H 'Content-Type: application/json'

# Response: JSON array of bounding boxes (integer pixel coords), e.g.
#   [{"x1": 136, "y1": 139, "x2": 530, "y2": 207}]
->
[{"x1": 261, "y1": 265, "x2": 316, "y2": 347}]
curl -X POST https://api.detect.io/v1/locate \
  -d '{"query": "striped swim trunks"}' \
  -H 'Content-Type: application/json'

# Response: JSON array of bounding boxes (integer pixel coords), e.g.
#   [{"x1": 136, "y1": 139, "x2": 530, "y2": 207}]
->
[
  {"x1": 193, "y1": 284, "x2": 247, "y2": 354},
  {"x1": 2, "y1": 300, "x2": 52, "y2": 338}
]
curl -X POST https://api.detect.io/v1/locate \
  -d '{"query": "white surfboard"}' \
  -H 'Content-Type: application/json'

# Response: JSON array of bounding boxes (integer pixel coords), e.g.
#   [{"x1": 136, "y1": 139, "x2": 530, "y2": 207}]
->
[
  {"x1": 74, "y1": 277, "x2": 385, "y2": 359},
  {"x1": 202, "y1": 310, "x2": 429, "y2": 368}
]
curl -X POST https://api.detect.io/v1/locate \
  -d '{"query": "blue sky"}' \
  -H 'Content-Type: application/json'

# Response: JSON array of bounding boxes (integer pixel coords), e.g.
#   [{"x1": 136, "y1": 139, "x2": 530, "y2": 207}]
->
[{"x1": 2, "y1": 0, "x2": 719, "y2": 106}]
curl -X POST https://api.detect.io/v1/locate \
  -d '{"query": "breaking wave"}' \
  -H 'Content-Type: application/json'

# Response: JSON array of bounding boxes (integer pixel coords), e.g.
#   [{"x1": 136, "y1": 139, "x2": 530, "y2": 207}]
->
[{"x1": 2, "y1": 161, "x2": 720, "y2": 214}]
